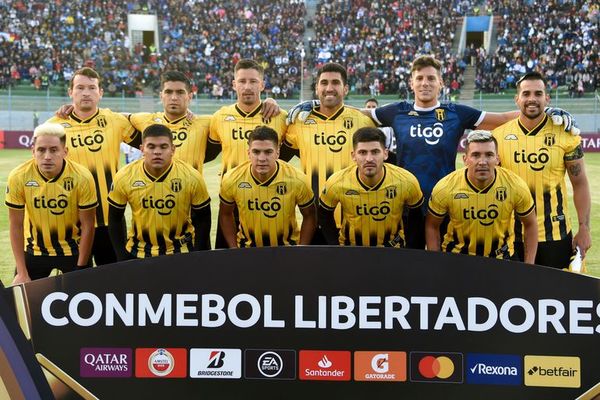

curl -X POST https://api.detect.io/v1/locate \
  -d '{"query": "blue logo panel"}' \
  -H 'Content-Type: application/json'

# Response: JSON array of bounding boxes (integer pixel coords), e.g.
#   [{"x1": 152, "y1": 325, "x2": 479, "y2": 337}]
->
[{"x1": 466, "y1": 354, "x2": 522, "y2": 385}]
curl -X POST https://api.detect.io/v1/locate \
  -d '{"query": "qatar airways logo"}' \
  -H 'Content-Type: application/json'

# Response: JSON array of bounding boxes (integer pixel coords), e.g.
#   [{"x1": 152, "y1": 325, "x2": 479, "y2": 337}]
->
[{"x1": 410, "y1": 123, "x2": 445, "y2": 145}]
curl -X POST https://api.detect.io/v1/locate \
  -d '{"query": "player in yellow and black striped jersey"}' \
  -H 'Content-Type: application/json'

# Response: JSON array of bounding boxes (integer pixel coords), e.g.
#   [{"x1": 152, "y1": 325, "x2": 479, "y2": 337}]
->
[
  {"x1": 426, "y1": 130, "x2": 538, "y2": 263},
  {"x1": 492, "y1": 71, "x2": 591, "y2": 269},
  {"x1": 45, "y1": 67, "x2": 140, "y2": 265},
  {"x1": 219, "y1": 126, "x2": 316, "y2": 247},
  {"x1": 107, "y1": 125, "x2": 211, "y2": 259},
  {"x1": 319, "y1": 127, "x2": 423, "y2": 247},
  {"x1": 129, "y1": 71, "x2": 214, "y2": 174},
  {"x1": 6, "y1": 123, "x2": 97, "y2": 283}
]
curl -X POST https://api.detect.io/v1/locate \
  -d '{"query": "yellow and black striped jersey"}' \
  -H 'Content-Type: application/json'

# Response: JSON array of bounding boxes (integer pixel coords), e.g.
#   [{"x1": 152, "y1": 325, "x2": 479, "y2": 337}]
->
[
  {"x1": 320, "y1": 164, "x2": 423, "y2": 247},
  {"x1": 5, "y1": 159, "x2": 98, "y2": 256},
  {"x1": 46, "y1": 108, "x2": 138, "y2": 227},
  {"x1": 129, "y1": 112, "x2": 210, "y2": 174},
  {"x1": 284, "y1": 105, "x2": 375, "y2": 197},
  {"x1": 108, "y1": 158, "x2": 210, "y2": 258},
  {"x1": 220, "y1": 160, "x2": 314, "y2": 247},
  {"x1": 492, "y1": 115, "x2": 582, "y2": 242},
  {"x1": 209, "y1": 103, "x2": 288, "y2": 175},
  {"x1": 428, "y1": 166, "x2": 534, "y2": 259}
]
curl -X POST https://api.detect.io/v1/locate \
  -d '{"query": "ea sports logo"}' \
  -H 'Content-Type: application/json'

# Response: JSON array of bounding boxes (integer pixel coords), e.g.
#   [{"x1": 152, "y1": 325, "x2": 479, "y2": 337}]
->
[
  {"x1": 409, "y1": 123, "x2": 445, "y2": 145},
  {"x1": 258, "y1": 352, "x2": 283, "y2": 378},
  {"x1": 419, "y1": 355, "x2": 455, "y2": 379},
  {"x1": 148, "y1": 349, "x2": 174, "y2": 377}
]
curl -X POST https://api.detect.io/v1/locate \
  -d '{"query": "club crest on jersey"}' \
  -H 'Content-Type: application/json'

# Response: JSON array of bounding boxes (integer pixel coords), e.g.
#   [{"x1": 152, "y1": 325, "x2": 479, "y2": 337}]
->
[
  {"x1": 343, "y1": 118, "x2": 354, "y2": 129},
  {"x1": 238, "y1": 182, "x2": 252, "y2": 189},
  {"x1": 454, "y1": 193, "x2": 469, "y2": 199},
  {"x1": 171, "y1": 178, "x2": 182, "y2": 192},
  {"x1": 496, "y1": 187, "x2": 507, "y2": 202},
  {"x1": 96, "y1": 115, "x2": 107, "y2": 128},
  {"x1": 25, "y1": 180, "x2": 40, "y2": 187},
  {"x1": 224, "y1": 115, "x2": 236, "y2": 122},
  {"x1": 385, "y1": 186, "x2": 397, "y2": 199},
  {"x1": 63, "y1": 177, "x2": 74, "y2": 191},
  {"x1": 544, "y1": 133, "x2": 555, "y2": 146},
  {"x1": 435, "y1": 109, "x2": 445, "y2": 121},
  {"x1": 276, "y1": 183, "x2": 287, "y2": 195}
]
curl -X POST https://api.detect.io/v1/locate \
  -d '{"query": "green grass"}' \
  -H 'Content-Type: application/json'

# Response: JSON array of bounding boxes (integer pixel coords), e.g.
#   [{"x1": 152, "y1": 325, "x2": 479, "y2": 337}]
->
[{"x1": 1, "y1": 150, "x2": 599, "y2": 285}]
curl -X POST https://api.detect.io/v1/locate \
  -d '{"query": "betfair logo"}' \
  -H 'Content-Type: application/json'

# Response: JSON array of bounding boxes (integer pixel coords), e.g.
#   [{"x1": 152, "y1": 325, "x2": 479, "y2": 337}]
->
[
  {"x1": 462, "y1": 204, "x2": 499, "y2": 226},
  {"x1": 513, "y1": 148, "x2": 550, "y2": 171},
  {"x1": 524, "y1": 355, "x2": 580, "y2": 388},
  {"x1": 356, "y1": 201, "x2": 391, "y2": 221},
  {"x1": 248, "y1": 197, "x2": 282, "y2": 218},
  {"x1": 231, "y1": 127, "x2": 253, "y2": 141},
  {"x1": 171, "y1": 129, "x2": 188, "y2": 146},
  {"x1": 313, "y1": 131, "x2": 347, "y2": 153},
  {"x1": 70, "y1": 131, "x2": 104, "y2": 152},
  {"x1": 142, "y1": 195, "x2": 176, "y2": 215},
  {"x1": 34, "y1": 195, "x2": 68, "y2": 215}
]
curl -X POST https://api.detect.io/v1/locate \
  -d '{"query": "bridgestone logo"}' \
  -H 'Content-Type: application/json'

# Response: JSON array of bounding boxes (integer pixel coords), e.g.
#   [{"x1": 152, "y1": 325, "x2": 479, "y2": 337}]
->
[
  {"x1": 474, "y1": 363, "x2": 518, "y2": 376},
  {"x1": 197, "y1": 370, "x2": 234, "y2": 376}
]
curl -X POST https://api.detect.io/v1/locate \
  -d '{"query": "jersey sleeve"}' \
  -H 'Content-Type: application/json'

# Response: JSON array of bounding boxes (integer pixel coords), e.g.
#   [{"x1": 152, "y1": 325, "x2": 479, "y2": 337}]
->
[
  {"x1": 284, "y1": 123, "x2": 299, "y2": 149},
  {"x1": 111, "y1": 111, "x2": 138, "y2": 144},
  {"x1": 218, "y1": 172, "x2": 235, "y2": 205},
  {"x1": 107, "y1": 169, "x2": 129, "y2": 209},
  {"x1": 513, "y1": 175, "x2": 535, "y2": 217},
  {"x1": 128, "y1": 112, "x2": 152, "y2": 132},
  {"x1": 78, "y1": 168, "x2": 99, "y2": 209},
  {"x1": 190, "y1": 170, "x2": 211, "y2": 210},
  {"x1": 455, "y1": 104, "x2": 484, "y2": 130},
  {"x1": 427, "y1": 179, "x2": 448, "y2": 218},
  {"x1": 405, "y1": 172, "x2": 424, "y2": 209},
  {"x1": 319, "y1": 174, "x2": 341, "y2": 210},
  {"x1": 208, "y1": 114, "x2": 222, "y2": 144},
  {"x1": 563, "y1": 133, "x2": 583, "y2": 161},
  {"x1": 5, "y1": 169, "x2": 25, "y2": 209},
  {"x1": 373, "y1": 102, "x2": 406, "y2": 127}
]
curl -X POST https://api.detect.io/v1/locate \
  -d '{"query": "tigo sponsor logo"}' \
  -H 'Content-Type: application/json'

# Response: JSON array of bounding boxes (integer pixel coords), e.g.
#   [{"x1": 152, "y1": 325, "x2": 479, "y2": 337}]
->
[
  {"x1": 245, "y1": 349, "x2": 296, "y2": 380},
  {"x1": 190, "y1": 348, "x2": 241, "y2": 379},
  {"x1": 410, "y1": 352, "x2": 463, "y2": 383},
  {"x1": 80, "y1": 348, "x2": 131, "y2": 378},
  {"x1": 524, "y1": 355, "x2": 580, "y2": 388},
  {"x1": 354, "y1": 351, "x2": 406, "y2": 382},
  {"x1": 466, "y1": 354, "x2": 521, "y2": 385},
  {"x1": 299, "y1": 350, "x2": 350, "y2": 381},
  {"x1": 135, "y1": 348, "x2": 186, "y2": 378}
]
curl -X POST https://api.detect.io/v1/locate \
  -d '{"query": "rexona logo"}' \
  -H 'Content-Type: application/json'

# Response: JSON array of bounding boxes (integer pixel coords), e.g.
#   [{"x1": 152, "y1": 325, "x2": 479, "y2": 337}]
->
[
  {"x1": 466, "y1": 353, "x2": 521, "y2": 385},
  {"x1": 244, "y1": 349, "x2": 296, "y2": 380},
  {"x1": 135, "y1": 348, "x2": 186, "y2": 378},
  {"x1": 410, "y1": 352, "x2": 463, "y2": 383},
  {"x1": 80, "y1": 348, "x2": 131, "y2": 378},
  {"x1": 190, "y1": 348, "x2": 241, "y2": 379},
  {"x1": 524, "y1": 355, "x2": 580, "y2": 388},
  {"x1": 299, "y1": 350, "x2": 351, "y2": 381},
  {"x1": 354, "y1": 351, "x2": 407, "y2": 382}
]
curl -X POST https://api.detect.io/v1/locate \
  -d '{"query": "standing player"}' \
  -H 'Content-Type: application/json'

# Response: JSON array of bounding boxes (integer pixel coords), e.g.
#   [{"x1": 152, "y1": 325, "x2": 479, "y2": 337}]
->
[
  {"x1": 364, "y1": 98, "x2": 396, "y2": 164},
  {"x1": 46, "y1": 67, "x2": 140, "y2": 265},
  {"x1": 219, "y1": 126, "x2": 316, "y2": 247},
  {"x1": 492, "y1": 72, "x2": 591, "y2": 268},
  {"x1": 6, "y1": 123, "x2": 97, "y2": 283},
  {"x1": 107, "y1": 125, "x2": 211, "y2": 260},
  {"x1": 426, "y1": 130, "x2": 538, "y2": 263},
  {"x1": 319, "y1": 127, "x2": 423, "y2": 247}
]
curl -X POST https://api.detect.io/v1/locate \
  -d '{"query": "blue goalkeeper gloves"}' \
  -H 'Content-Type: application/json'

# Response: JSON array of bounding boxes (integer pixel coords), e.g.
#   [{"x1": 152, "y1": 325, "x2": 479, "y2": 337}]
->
[
  {"x1": 286, "y1": 100, "x2": 320, "y2": 125},
  {"x1": 544, "y1": 107, "x2": 580, "y2": 135}
]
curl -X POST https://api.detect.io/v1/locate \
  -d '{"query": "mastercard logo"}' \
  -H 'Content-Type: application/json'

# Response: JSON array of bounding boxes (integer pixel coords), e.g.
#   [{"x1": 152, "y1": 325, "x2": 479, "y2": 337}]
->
[{"x1": 410, "y1": 352, "x2": 463, "y2": 383}]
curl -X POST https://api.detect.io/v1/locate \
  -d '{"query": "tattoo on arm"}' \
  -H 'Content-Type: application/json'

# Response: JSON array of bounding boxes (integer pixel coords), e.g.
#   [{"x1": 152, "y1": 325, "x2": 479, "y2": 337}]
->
[{"x1": 568, "y1": 163, "x2": 582, "y2": 177}]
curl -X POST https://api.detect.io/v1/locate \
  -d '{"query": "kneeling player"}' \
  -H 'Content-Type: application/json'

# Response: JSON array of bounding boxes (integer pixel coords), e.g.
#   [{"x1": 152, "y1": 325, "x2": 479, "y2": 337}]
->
[
  {"x1": 219, "y1": 126, "x2": 316, "y2": 247},
  {"x1": 108, "y1": 124, "x2": 211, "y2": 260},
  {"x1": 426, "y1": 130, "x2": 538, "y2": 263},
  {"x1": 319, "y1": 127, "x2": 423, "y2": 246}
]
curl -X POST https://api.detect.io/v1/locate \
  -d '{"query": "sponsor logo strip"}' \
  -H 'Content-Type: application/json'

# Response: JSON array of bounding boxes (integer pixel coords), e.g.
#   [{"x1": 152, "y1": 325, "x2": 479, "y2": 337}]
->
[
  {"x1": 299, "y1": 350, "x2": 351, "y2": 381},
  {"x1": 466, "y1": 353, "x2": 521, "y2": 385},
  {"x1": 354, "y1": 351, "x2": 407, "y2": 382},
  {"x1": 80, "y1": 348, "x2": 132, "y2": 378},
  {"x1": 190, "y1": 348, "x2": 242, "y2": 379},
  {"x1": 410, "y1": 352, "x2": 463, "y2": 383},
  {"x1": 135, "y1": 348, "x2": 187, "y2": 378},
  {"x1": 244, "y1": 349, "x2": 296, "y2": 380},
  {"x1": 524, "y1": 355, "x2": 580, "y2": 388}
]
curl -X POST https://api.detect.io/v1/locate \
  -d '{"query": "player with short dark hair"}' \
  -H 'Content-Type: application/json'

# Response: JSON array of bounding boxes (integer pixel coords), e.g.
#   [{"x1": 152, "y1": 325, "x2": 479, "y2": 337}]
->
[
  {"x1": 108, "y1": 124, "x2": 211, "y2": 259},
  {"x1": 426, "y1": 130, "x2": 538, "y2": 263},
  {"x1": 6, "y1": 123, "x2": 97, "y2": 283}
]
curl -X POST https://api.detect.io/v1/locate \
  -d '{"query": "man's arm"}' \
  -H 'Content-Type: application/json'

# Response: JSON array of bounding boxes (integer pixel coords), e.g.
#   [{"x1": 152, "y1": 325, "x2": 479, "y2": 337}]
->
[
  {"x1": 191, "y1": 207, "x2": 212, "y2": 250},
  {"x1": 9, "y1": 208, "x2": 28, "y2": 284},
  {"x1": 317, "y1": 205, "x2": 339, "y2": 245},
  {"x1": 518, "y1": 211, "x2": 538, "y2": 264},
  {"x1": 261, "y1": 98, "x2": 281, "y2": 120},
  {"x1": 299, "y1": 204, "x2": 317, "y2": 245},
  {"x1": 218, "y1": 202, "x2": 239, "y2": 248},
  {"x1": 108, "y1": 205, "x2": 131, "y2": 261},
  {"x1": 205, "y1": 141, "x2": 222, "y2": 163},
  {"x1": 566, "y1": 158, "x2": 592, "y2": 257},
  {"x1": 425, "y1": 213, "x2": 444, "y2": 251},
  {"x1": 477, "y1": 111, "x2": 520, "y2": 130},
  {"x1": 77, "y1": 208, "x2": 96, "y2": 267}
]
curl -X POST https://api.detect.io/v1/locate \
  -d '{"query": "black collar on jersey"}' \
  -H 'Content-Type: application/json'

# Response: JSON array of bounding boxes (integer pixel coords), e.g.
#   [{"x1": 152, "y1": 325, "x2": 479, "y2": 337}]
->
[
  {"x1": 312, "y1": 105, "x2": 345, "y2": 121},
  {"x1": 70, "y1": 109, "x2": 100, "y2": 124},
  {"x1": 464, "y1": 167, "x2": 496, "y2": 194},
  {"x1": 163, "y1": 113, "x2": 187, "y2": 125},
  {"x1": 143, "y1": 162, "x2": 173, "y2": 182},
  {"x1": 250, "y1": 160, "x2": 280, "y2": 186},
  {"x1": 235, "y1": 103, "x2": 263, "y2": 118},
  {"x1": 356, "y1": 164, "x2": 387, "y2": 191},
  {"x1": 517, "y1": 114, "x2": 549, "y2": 136},
  {"x1": 36, "y1": 160, "x2": 67, "y2": 182}
]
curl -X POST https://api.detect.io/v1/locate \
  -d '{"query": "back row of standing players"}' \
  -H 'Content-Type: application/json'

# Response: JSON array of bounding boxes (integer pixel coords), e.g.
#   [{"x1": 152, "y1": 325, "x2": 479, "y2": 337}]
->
[{"x1": 36, "y1": 56, "x2": 592, "y2": 271}]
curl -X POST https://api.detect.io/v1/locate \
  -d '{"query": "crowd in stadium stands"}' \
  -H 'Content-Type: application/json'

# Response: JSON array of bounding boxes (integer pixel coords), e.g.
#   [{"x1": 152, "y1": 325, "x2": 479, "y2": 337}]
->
[{"x1": 475, "y1": 0, "x2": 599, "y2": 94}]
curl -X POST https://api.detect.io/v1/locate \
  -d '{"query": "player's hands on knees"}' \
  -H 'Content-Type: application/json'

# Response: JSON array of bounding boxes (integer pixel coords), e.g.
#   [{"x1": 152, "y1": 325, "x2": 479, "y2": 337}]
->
[
  {"x1": 544, "y1": 107, "x2": 581, "y2": 135},
  {"x1": 56, "y1": 104, "x2": 74, "y2": 119},
  {"x1": 573, "y1": 226, "x2": 592, "y2": 258},
  {"x1": 262, "y1": 98, "x2": 281, "y2": 120},
  {"x1": 286, "y1": 100, "x2": 320, "y2": 125},
  {"x1": 12, "y1": 271, "x2": 31, "y2": 285}
]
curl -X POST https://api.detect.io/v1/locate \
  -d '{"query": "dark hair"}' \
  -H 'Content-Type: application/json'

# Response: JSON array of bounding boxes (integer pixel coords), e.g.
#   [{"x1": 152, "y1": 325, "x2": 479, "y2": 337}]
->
[
  {"x1": 516, "y1": 71, "x2": 547, "y2": 91},
  {"x1": 365, "y1": 98, "x2": 379, "y2": 106},
  {"x1": 352, "y1": 127, "x2": 386, "y2": 149},
  {"x1": 70, "y1": 67, "x2": 101, "y2": 89},
  {"x1": 160, "y1": 70, "x2": 192, "y2": 91},
  {"x1": 411, "y1": 55, "x2": 442, "y2": 75},
  {"x1": 248, "y1": 125, "x2": 279, "y2": 147},
  {"x1": 142, "y1": 124, "x2": 173, "y2": 143},
  {"x1": 316, "y1": 62, "x2": 348, "y2": 85},
  {"x1": 234, "y1": 59, "x2": 264, "y2": 78}
]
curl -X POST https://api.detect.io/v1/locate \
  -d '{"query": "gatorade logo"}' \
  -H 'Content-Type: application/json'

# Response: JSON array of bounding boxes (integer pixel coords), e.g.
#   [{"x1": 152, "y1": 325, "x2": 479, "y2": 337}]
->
[
  {"x1": 354, "y1": 351, "x2": 406, "y2": 382},
  {"x1": 410, "y1": 352, "x2": 463, "y2": 383}
]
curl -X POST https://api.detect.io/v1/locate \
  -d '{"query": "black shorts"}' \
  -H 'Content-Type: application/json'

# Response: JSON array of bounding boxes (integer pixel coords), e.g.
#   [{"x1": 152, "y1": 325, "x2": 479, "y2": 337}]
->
[
  {"x1": 514, "y1": 233, "x2": 573, "y2": 269},
  {"x1": 23, "y1": 253, "x2": 78, "y2": 280},
  {"x1": 92, "y1": 226, "x2": 118, "y2": 265}
]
